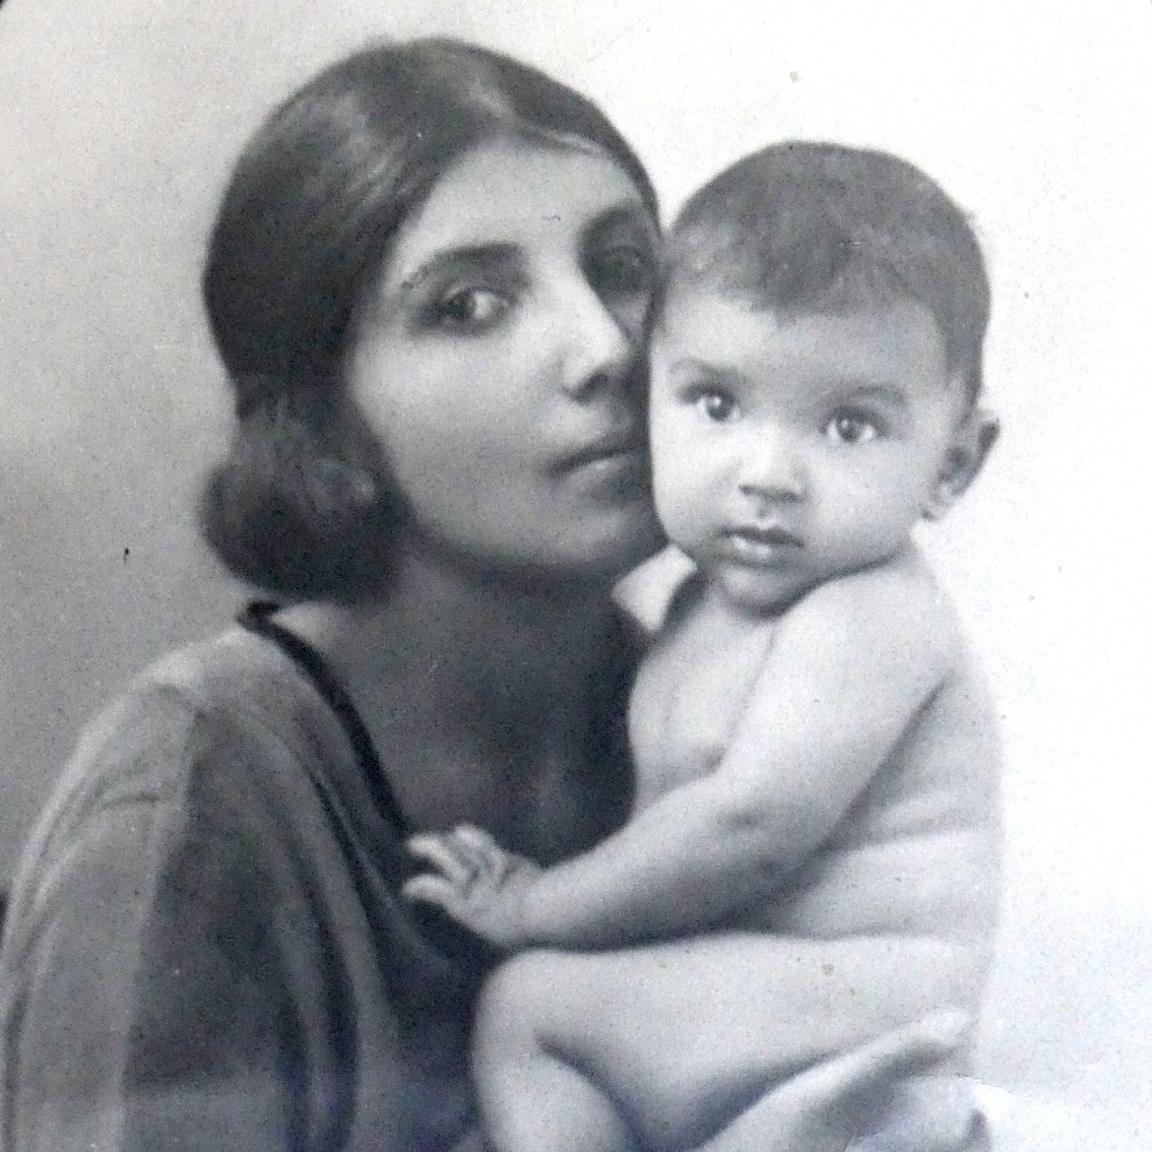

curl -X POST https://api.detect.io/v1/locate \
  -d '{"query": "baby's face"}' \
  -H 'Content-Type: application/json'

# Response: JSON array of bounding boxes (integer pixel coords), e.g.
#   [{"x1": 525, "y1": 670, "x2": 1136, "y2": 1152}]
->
[{"x1": 649, "y1": 284, "x2": 972, "y2": 613}]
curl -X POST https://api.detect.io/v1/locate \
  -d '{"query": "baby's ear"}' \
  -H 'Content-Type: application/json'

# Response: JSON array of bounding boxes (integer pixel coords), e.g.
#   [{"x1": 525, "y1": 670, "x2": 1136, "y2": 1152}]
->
[{"x1": 922, "y1": 406, "x2": 999, "y2": 521}]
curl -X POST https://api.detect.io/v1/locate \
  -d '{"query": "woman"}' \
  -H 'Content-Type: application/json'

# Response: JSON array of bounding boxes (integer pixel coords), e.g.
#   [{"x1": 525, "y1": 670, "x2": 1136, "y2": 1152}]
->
[{"x1": 0, "y1": 39, "x2": 966, "y2": 1152}]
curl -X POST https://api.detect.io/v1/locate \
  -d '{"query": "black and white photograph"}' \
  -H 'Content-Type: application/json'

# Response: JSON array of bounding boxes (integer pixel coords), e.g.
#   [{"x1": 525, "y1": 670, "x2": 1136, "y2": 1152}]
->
[{"x1": 1, "y1": 1, "x2": 1149, "y2": 1149}]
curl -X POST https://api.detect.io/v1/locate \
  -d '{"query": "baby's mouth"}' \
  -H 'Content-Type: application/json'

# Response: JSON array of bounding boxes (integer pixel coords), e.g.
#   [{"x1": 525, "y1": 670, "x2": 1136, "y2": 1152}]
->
[
  {"x1": 724, "y1": 525, "x2": 804, "y2": 549},
  {"x1": 720, "y1": 524, "x2": 805, "y2": 565}
]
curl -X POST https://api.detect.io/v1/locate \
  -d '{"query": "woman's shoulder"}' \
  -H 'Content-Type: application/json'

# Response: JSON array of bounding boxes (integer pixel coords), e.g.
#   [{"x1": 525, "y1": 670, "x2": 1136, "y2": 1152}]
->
[
  {"x1": 80, "y1": 624, "x2": 322, "y2": 773},
  {"x1": 139, "y1": 621, "x2": 316, "y2": 718},
  {"x1": 26, "y1": 626, "x2": 346, "y2": 867}
]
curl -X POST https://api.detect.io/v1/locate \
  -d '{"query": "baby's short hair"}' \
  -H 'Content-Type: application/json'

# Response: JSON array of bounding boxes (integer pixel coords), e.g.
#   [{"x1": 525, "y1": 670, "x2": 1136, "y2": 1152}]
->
[{"x1": 665, "y1": 142, "x2": 990, "y2": 401}]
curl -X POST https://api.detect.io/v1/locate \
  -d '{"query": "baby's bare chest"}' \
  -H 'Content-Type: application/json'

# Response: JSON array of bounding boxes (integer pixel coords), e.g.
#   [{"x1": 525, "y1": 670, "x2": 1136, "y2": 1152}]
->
[{"x1": 628, "y1": 614, "x2": 777, "y2": 808}]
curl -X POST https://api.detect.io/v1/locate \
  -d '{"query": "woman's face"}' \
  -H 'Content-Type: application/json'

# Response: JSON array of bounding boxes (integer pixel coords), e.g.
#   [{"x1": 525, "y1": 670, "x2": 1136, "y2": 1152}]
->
[{"x1": 346, "y1": 140, "x2": 663, "y2": 584}]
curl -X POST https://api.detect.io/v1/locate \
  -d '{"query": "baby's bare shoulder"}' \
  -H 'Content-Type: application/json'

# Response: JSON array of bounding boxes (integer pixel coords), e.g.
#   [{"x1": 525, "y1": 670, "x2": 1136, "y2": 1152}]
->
[{"x1": 787, "y1": 551, "x2": 964, "y2": 679}]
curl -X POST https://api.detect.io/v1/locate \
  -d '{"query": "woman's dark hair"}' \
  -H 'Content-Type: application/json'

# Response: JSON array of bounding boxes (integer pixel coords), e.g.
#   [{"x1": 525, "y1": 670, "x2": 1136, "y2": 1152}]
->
[{"x1": 200, "y1": 37, "x2": 657, "y2": 600}]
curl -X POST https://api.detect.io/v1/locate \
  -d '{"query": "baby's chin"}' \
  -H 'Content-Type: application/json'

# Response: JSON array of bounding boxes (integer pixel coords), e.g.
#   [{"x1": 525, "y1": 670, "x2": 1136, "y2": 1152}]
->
[
  {"x1": 710, "y1": 544, "x2": 917, "y2": 613},
  {"x1": 709, "y1": 563, "x2": 822, "y2": 617}
]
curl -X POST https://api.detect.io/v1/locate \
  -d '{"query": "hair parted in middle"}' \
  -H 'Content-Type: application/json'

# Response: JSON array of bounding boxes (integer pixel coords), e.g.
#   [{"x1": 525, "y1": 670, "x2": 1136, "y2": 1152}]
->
[
  {"x1": 664, "y1": 141, "x2": 990, "y2": 403},
  {"x1": 199, "y1": 37, "x2": 658, "y2": 601}
]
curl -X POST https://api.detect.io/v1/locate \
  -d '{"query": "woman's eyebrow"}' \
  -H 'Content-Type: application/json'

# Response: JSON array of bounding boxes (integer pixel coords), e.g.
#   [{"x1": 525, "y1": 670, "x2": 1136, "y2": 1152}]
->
[
  {"x1": 582, "y1": 202, "x2": 658, "y2": 246},
  {"x1": 398, "y1": 243, "x2": 521, "y2": 293}
]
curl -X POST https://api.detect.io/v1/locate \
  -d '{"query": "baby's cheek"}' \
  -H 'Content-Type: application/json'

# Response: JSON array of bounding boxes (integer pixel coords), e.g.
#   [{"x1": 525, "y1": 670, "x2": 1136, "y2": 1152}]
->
[
  {"x1": 652, "y1": 435, "x2": 705, "y2": 486},
  {"x1": 651, "y1": 480, "x2": 701, "y2": 548}
]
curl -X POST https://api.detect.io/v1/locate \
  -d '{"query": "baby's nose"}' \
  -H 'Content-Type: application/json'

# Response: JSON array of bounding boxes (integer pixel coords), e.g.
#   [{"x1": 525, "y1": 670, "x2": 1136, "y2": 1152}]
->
[{"x1": 736, "y1": 440, "x2": 807, "y2": 502}]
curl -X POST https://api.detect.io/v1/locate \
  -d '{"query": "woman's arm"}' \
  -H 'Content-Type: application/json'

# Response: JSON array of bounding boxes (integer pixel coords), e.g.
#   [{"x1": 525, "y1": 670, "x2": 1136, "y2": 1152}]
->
[
  {"x1": 0, "y1": 686, "x2": 471, "y2": 1152},
  {"x1": 406, "y1": 558, "x2": 958, "y2": 950},
  {"x1": 0, "y1": 784, "x2": 301, "y2": 1152}
]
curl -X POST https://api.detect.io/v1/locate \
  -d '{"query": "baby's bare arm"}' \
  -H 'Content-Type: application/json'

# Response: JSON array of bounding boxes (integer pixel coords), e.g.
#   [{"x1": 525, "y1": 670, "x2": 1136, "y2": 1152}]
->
[
  {"x1": 404, "y1": 825, "x2": 543, "y2": 950},
  {"x1": 501, "y1": 555, "x2": 960, "y2": 949},
  {"x1": 405, "y1": 556, "x2": 961, "y2": 950}
]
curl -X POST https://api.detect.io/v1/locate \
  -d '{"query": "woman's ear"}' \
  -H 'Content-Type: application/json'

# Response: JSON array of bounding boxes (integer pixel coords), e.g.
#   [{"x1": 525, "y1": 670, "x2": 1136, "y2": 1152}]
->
[
  {"x1": 288, "y1": 384, "x2": 385, "y2": 520},
  {"x1": 922, "y1": 407, "x2": 999, "y2": 521},
  {"x1": 305, "y1": 455, "x2": 379, "y2": 518}
]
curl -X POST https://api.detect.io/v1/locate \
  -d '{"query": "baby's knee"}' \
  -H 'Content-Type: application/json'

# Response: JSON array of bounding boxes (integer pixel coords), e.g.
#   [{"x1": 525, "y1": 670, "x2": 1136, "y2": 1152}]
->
[
  {"x1": 473, "y1": 949, "x2": 569, "y2": 1063},
  {"x1": 477, "y1": 949, "x2": 570, "y2": 1020}
]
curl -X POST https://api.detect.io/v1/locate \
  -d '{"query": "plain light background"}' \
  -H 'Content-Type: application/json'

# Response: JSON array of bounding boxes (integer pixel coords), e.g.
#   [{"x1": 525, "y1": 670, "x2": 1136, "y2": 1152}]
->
[{"x1": 1, "y1": 0, "x2": 1150, "y2": 1144}]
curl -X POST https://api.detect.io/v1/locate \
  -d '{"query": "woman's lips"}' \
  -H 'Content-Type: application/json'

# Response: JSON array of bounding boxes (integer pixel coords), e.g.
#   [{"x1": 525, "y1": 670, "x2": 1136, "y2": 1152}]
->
[
  {"x1": 556, "y1": 428, "x2": 646, "y2": 472},
  {"x1": 553, "y1": 429, "x2": 649, "y2": 487}
]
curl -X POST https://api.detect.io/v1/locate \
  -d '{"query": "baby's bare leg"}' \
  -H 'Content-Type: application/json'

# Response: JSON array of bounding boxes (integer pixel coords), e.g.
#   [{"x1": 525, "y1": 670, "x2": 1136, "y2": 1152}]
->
[
  {"x1": 693, "y1": 1016, "x2": 976, "y2": 1152},
  {"x1": 472, "y1": 953, "x2": 639, "y2": 1152},
  {"x1": 472, "y1": 932, "x2": 977, "y2": 1152}
]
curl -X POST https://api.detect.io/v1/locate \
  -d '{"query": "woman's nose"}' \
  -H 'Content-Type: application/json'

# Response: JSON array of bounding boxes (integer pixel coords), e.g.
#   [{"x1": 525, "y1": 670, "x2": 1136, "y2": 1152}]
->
[
  {"x1": 736, "y1": 434, "x2": 807, "y2": 502},
  {"x1": 555, "y1": 280, "x2": 635, "y2": 399}
]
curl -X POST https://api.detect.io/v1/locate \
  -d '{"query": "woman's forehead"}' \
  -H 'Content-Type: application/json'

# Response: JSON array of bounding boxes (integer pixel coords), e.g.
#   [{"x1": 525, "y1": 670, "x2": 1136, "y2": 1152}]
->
[{"x1": 382, "y1": 141, "x2": 654, "y2": 290}]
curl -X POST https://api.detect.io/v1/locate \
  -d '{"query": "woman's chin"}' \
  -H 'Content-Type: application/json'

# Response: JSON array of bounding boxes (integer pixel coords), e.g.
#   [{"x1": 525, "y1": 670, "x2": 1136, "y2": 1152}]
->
[
  {"x1": 569, "y1": 504, "x2": 666, "y2": 582},
  {"x1": 507, "y1": 504, "x2": 665, "y2": 590}
]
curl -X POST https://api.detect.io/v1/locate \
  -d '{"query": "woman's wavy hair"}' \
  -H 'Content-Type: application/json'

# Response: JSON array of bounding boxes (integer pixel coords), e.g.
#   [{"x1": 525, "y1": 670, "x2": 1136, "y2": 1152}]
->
[{"x1": 200, "y1": 38, "x2": 657, "y2": 600}]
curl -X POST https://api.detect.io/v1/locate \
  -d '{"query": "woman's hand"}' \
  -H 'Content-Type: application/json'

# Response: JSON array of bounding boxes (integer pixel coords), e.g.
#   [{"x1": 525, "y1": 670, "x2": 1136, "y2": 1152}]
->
[{"x1": 403, "y1": 825, "x2": 543, "y2": 952}]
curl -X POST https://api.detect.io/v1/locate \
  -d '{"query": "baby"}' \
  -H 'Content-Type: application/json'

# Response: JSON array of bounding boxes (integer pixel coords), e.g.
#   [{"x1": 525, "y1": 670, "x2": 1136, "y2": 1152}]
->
[{"x1": 407, "y1": 142, "x2": 1001, "y2": 1152}]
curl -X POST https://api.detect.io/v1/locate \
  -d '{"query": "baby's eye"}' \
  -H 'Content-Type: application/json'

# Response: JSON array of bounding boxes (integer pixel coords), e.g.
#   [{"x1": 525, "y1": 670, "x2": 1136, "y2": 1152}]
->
[
  {"x1": 693, "y1": 390, "x2": 740, "y2": 423},
  {"x1": 431, "y1": 287, "x2": 511, "y2": 332},
  {"x1": 825, "y1": 410, "x2": 880, "y2": 444}
]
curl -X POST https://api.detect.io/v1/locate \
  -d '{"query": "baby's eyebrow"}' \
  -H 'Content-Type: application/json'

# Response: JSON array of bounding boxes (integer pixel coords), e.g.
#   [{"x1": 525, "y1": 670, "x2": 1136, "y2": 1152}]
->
[
  {"x1": 831, "y1": 380, "x2": 910, "y2": 408},
  {"x1": 667, "y1": 357, "x2": 745, "y2": 385}
]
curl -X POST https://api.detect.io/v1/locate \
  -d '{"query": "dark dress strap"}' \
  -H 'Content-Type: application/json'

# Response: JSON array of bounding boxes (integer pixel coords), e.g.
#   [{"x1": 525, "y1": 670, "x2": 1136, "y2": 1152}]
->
[{"x1": 238, "y1": 601, "x2": 410, "y2": 835}]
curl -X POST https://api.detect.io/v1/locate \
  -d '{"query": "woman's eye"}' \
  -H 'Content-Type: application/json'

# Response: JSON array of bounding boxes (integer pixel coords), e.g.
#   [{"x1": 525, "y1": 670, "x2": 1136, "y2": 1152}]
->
[
  {"x1": 693, "y1": 390, "x2": 739, "y2": 423},
  {"x1": 825, "y1": 411, "x2": 880, "y2": 444},
  {"x1": 588, "y1": 245, "x2": 655, "y2": 298},
  {"x1": 431, "y1": 287, "x2": 510, "y2": 332}
]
